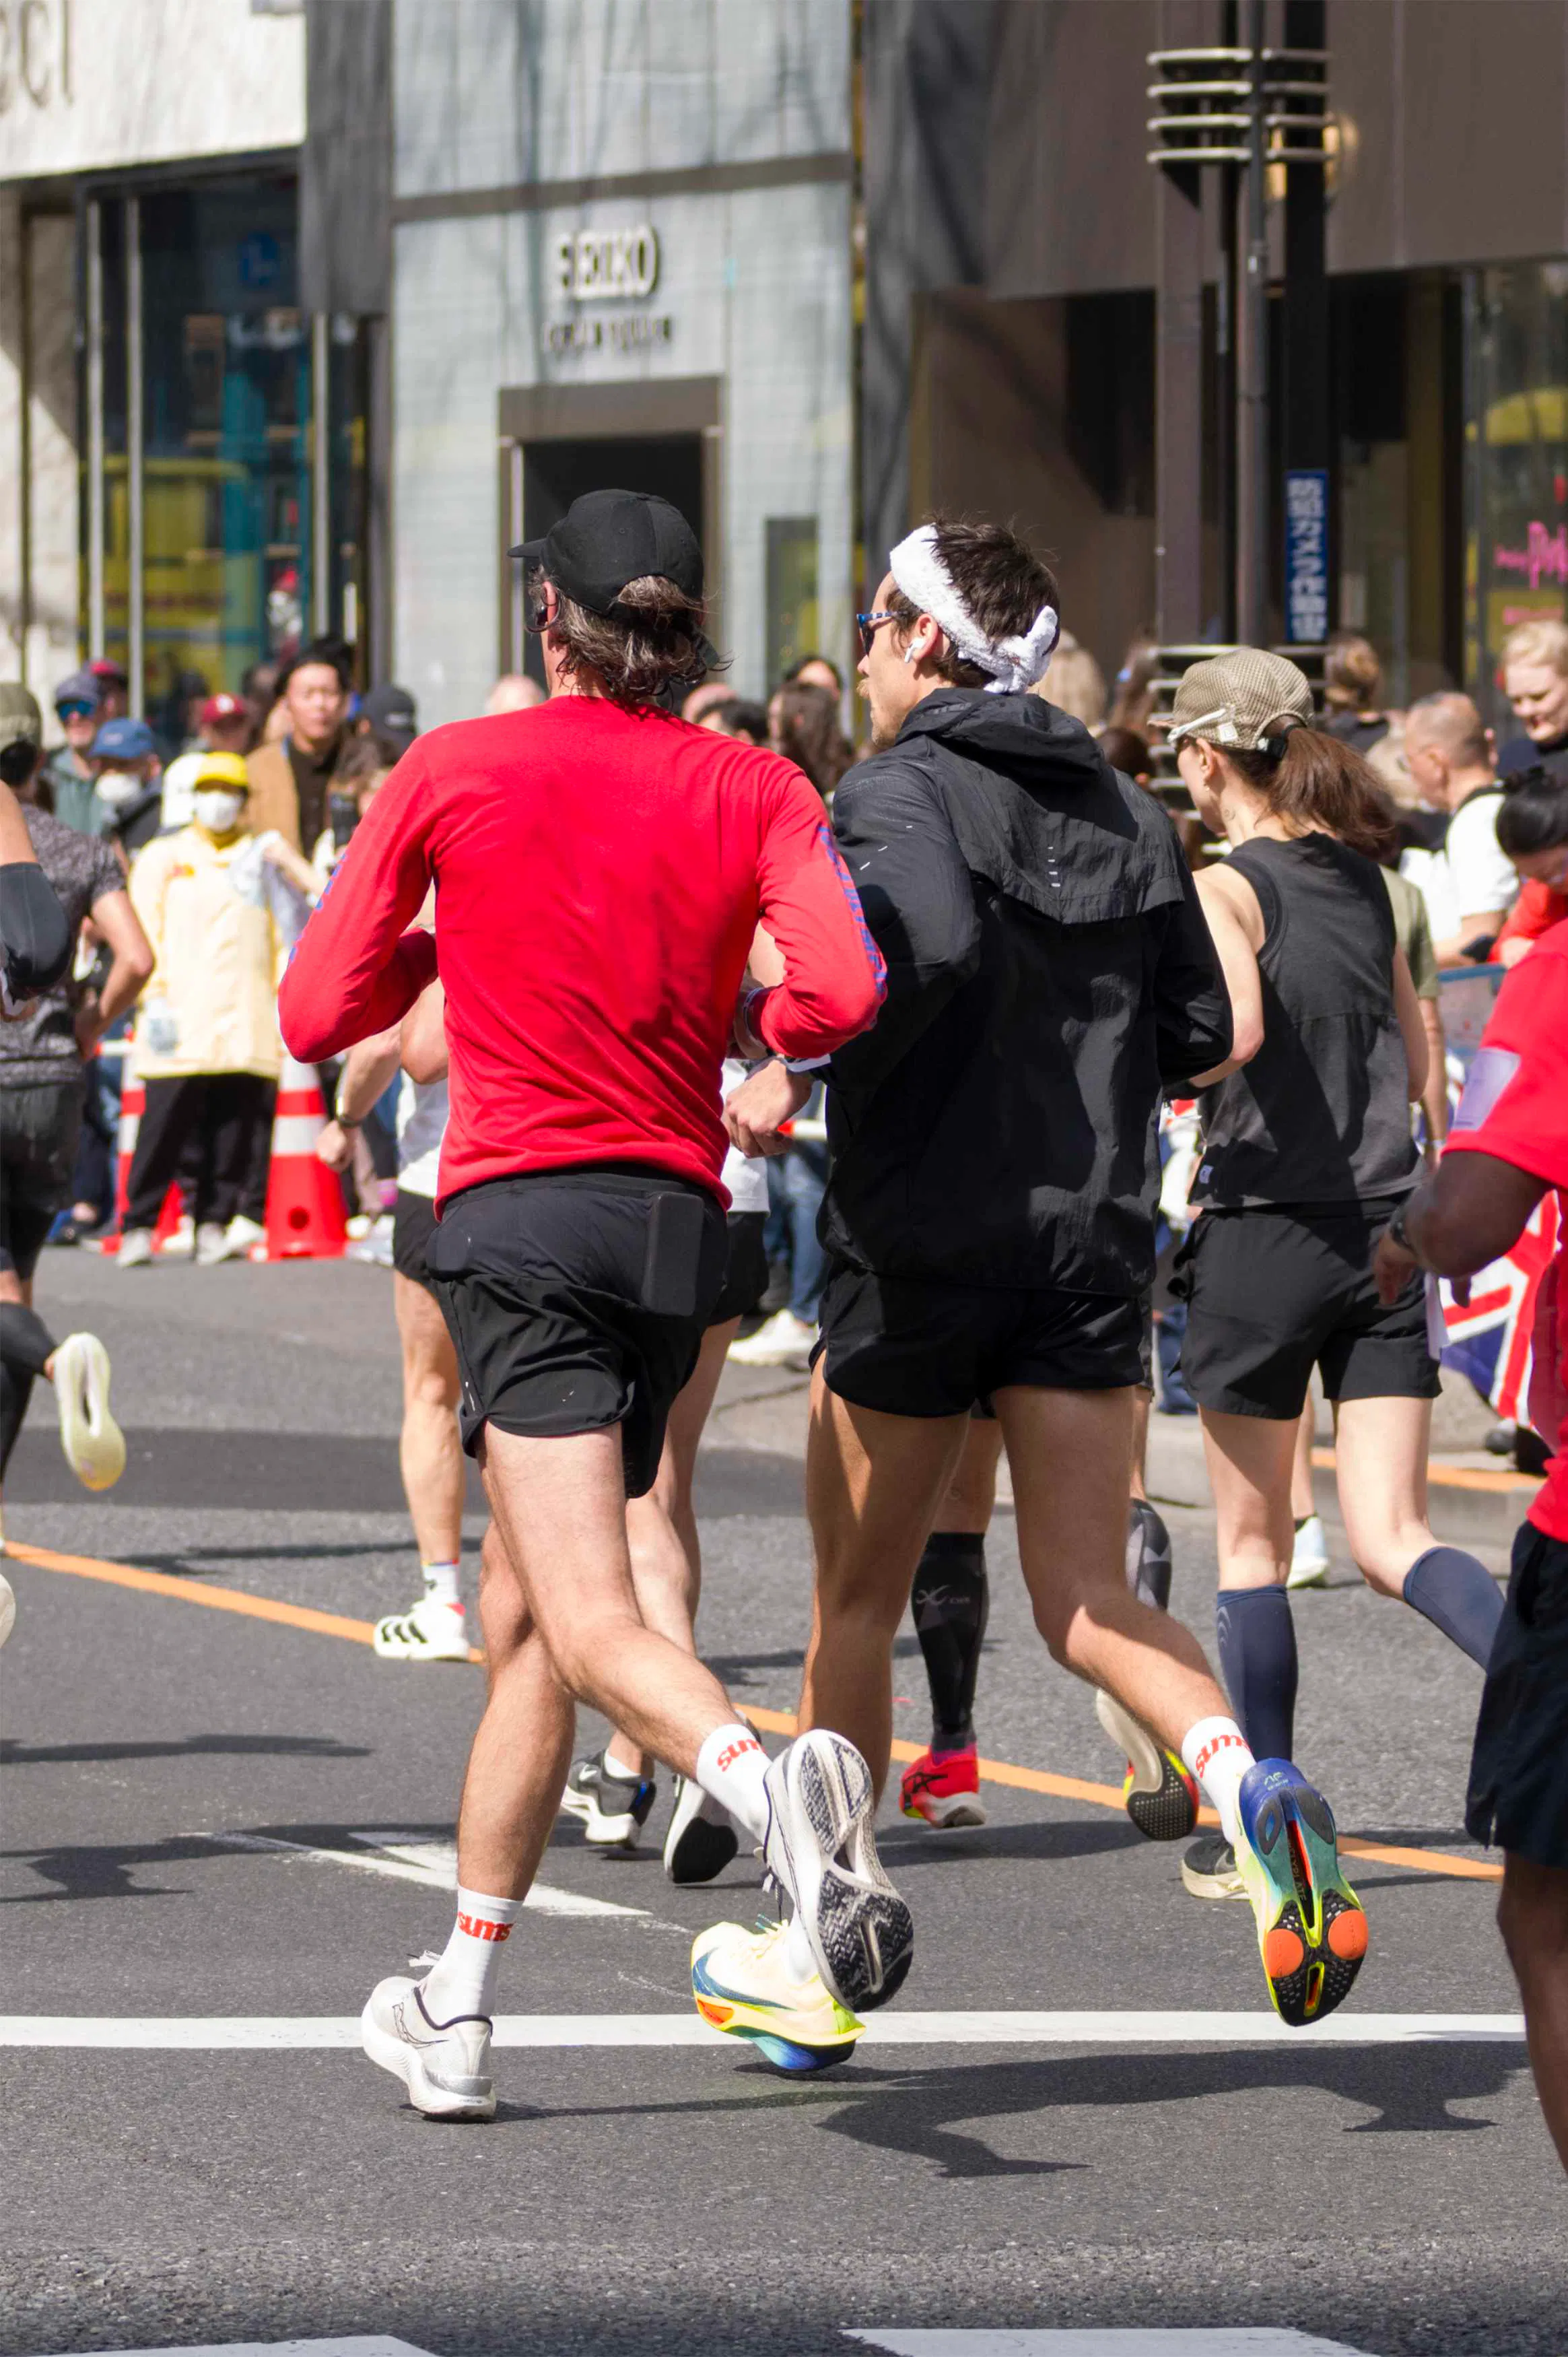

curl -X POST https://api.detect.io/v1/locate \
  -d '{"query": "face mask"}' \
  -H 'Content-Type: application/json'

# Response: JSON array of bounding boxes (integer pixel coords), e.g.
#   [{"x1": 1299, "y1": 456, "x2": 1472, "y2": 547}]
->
[
  {"x1": 95, "y1": 768, "x2": 143, "y2": 809},
  {"x1": 194, "y1": 790, "x2": 246, "y2": 836}
]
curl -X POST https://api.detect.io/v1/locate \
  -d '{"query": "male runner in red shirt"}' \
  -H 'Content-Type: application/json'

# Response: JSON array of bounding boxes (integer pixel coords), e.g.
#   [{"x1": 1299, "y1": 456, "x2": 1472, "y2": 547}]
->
[
  {"x1": 1374, "y1": 915, "x2": 1568, "y2": 2169},
  {"x1": 281, "y1": 490, "x2": 903, "y2": 2114}
]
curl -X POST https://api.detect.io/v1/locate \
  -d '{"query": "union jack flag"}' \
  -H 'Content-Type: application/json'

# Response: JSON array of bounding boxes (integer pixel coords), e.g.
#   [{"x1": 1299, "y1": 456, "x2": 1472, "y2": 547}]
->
[{"x1": 1439, "y1": 1189, "x2": 1561, "y2": 1422}]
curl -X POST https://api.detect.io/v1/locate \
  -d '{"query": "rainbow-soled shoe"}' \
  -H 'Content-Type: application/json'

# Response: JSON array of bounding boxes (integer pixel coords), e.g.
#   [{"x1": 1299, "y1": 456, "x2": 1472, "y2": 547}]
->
[
  {"x1": 1094, "y1": 1688, "x2": 1200, "y2": 1841},
  {"x1": 1235, "y1": 1759, "x2": 1368, "y2": 2026},
  {"x1": 691, "y1": 1919, "x2": 862, "y2": 2074}
]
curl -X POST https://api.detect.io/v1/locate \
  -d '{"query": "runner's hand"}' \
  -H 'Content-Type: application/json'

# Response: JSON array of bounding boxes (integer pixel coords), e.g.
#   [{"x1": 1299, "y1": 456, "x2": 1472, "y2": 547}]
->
[
  {"x1": 1371, "y1": 1226, "x2": 1420, "y2": 1306},
  {"x1": 316, "y1": 1117, "x2": 354, "y2": 1172},
  {"x1": 723, "y1": 1060, "x2": 811, "y2": 1158}
]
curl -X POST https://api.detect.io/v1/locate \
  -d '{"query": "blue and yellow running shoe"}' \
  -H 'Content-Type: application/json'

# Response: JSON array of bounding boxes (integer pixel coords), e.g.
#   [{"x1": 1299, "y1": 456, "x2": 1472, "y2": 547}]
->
[
  {"x1": 691, "y1": 1919, "x2": 862, "y2": 2075},
  {"x1": 1235, "y1": 1759, "x2": 1368, "y2": 2027}
]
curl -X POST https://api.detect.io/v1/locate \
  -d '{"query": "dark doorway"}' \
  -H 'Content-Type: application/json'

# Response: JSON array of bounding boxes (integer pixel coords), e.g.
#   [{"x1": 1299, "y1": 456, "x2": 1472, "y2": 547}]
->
[{"x1": 520, "y1": 433, "x2": 705, "y2": 687}]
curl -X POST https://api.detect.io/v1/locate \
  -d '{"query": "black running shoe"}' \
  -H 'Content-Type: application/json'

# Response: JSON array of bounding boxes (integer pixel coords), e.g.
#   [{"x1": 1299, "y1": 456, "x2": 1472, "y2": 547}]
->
[
  {"x1": 559, "y1": 1750, "x2": 656, "y2": 1849},
  {"x1": 1181, "y1": 1829, "x2": 1247, "y2": 1899},
  {"x1": 663, "y1": 1774, "x2": 741, "y2": 1884}
]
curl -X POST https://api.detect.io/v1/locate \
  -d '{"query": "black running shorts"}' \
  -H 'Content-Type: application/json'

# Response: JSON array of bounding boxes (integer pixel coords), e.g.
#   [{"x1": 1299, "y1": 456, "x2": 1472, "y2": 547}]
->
[
  {"x1": 425, "y1": 1166, "x2": 726, "y2": 1497},
  {"x1": 815, "y1": 1260, "x2": 1149, "y2": 1418},
  {"x1": 710, "y1": 1211, "x2": 768, "y2": 1327},
  {"x1": 1466, "y1": 1522, "x2": 1568, "y2": 1870},
  {"x1": 392, "y1": 1187, "x2": 438, "y2": 1292},
  {"x1": 1172, "y1": 1200, "x2": 1439, "y2": 1420}
]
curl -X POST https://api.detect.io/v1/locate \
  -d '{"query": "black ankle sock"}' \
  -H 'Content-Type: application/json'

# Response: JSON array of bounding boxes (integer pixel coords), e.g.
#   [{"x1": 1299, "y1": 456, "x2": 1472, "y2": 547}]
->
[
  {"x1": 0, "y1": 1301, "x2": 57, "y2": 1379},
  {"x1": 1126, "y1": 1498, "x2": 1172, "y2": 1611},
  {"x1": 1215, "y1": 1585, "x2": 1299, "y2": 1761},
  {"x1": 911, "y1": 1531, "x2": 988, "y2": 1749},
  {"x1": 1403, "y1": 1545, "x2": 1505, "y2": 1669}
]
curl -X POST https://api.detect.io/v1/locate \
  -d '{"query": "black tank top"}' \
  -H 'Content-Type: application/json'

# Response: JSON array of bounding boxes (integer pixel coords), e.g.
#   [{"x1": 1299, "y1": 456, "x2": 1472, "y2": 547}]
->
[{"x1": 1193, "y1": 834, "x2": 1419, "y2": 1209}]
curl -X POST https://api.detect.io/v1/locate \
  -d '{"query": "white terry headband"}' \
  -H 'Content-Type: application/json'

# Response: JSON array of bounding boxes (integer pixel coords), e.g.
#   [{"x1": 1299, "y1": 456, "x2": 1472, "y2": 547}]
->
[{"x1": 888, "y1": 525, "x2": 1060, "y2": 695}]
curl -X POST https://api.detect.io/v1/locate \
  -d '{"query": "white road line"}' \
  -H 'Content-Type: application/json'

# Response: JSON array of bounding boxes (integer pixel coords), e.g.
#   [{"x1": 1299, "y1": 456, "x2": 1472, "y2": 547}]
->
[
  {"x1": 0, "y1": 2009, "x2": 1526, "y2": 2050},
  {"x1": 32, "y1": 2342, "x2": 438, "y2": 2357},
  {"x1": 848, "y1": 2334, "x2": 1376, "y2": 2356},
  {"x1": 210, "y1": 1831, "x2": 648, "y2": 1920}
]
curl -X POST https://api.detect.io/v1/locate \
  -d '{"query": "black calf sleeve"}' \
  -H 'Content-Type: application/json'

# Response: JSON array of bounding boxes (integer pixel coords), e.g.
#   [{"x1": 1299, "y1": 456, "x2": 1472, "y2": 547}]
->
[
  {"x1": 911, "y1": 1531, "x2": 989, "y2": 1748},
  {"x1": 0, "y1": 1300, "x2": 57, "y2": 1379},
  {"x1": 0, "y1": 1360, "x2": 36, "y2": 1482},
  {"x1": 1126, "y1": 1498, "x2": 1172, "y2": 1612}
]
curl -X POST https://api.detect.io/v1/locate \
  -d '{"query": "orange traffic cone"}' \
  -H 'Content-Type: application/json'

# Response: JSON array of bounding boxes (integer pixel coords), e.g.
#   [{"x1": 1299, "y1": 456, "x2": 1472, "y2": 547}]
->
[{"x1": 262, "y1": 1055, "x2": 347, "y2": 1260}]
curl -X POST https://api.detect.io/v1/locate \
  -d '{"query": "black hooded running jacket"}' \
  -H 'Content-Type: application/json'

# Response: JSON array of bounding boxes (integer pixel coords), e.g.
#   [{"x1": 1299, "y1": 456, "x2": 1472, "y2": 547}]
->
[{"x1": 822, "y1": 688, "x2": 1232, "y2": 1296}]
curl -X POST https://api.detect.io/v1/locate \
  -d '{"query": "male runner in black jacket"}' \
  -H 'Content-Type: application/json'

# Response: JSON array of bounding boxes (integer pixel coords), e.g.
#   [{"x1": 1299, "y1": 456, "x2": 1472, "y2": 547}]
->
[{"x1": 723, "y1": 517, "x2": 1369, "y2": 2029}]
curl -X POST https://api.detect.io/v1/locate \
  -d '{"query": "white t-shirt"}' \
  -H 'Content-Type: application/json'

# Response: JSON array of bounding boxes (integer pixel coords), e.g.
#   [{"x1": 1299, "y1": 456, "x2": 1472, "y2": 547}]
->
[
  {"x1": 1401, "y1": 789, "x2": 1517, "y2": 951},
  {"x1": 396, "y1": 1074, "x2": 448, "y2": 1200},
  {"x1": 720, "y1": 1056, "x2": 769, "y2": 1215}
]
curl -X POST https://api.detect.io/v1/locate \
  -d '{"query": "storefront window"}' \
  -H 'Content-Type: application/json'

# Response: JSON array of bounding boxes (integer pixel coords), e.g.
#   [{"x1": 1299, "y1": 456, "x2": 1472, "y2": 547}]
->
[
  {"x1": 765, "y1": 518, "x2": 819, "y2": 690},
  {"x1": 88, "y1": 173, "x2": 367, "y2": 742},
  {"x1": 1467, "y1": 262, "x2": 1568, "y2": 726}
]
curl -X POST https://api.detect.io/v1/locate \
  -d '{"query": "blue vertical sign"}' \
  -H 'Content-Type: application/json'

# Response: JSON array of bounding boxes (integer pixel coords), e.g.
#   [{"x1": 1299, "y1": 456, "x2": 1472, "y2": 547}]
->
[{"x1": 1284, "y1": 469, "x2": 1330, "y2": 643}]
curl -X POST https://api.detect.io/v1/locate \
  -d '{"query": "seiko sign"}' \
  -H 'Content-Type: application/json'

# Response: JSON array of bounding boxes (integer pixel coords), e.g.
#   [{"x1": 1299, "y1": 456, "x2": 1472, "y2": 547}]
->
[{"x1": 553, "y1": 224, "x2": 660, "y2": 304}]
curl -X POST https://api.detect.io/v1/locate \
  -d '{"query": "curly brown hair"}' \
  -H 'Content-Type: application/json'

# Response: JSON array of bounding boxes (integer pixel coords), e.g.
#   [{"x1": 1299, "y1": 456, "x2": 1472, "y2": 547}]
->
[{"x1": 772, "y1": 682, "x2": 853, "y2": 797}]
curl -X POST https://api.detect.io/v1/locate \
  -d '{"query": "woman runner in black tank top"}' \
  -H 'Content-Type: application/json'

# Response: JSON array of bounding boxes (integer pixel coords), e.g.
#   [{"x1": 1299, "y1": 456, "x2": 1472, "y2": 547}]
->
[{"x1": 1168, "y1": 651, "x2": 1504, "y2": 1897}]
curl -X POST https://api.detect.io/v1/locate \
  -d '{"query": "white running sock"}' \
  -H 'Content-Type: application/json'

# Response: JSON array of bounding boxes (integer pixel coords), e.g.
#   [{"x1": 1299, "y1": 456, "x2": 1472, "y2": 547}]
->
[
  {"x1": 603, "y1": 1748, "x2": 643, "y2": 1784},
  {"x1": 693, "y1": 1721, "x2": 770, "y2": 1843},
  {"x1": 421, "y1": 1886, "x2": 521, "y2": 2021},
  {"x1": 1180, "y1": 1715, "x2": 1255, "y2": 1850},
  {"x1": 420, "y1": 1560, "x2": 461, "y2": 1609}
]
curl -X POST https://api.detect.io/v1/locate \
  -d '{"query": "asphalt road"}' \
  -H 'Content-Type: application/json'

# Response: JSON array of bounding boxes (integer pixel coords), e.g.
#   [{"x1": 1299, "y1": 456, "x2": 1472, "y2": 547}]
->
[{"x1": 1, "y1": 1250, "x2": 1561, "y2": 2357}]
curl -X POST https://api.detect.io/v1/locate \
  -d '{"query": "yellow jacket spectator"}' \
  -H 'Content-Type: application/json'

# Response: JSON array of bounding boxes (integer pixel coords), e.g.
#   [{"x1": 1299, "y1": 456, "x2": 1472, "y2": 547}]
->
[{"x1": 119, "y1": 754, "x2": 308, "y2": 1270}]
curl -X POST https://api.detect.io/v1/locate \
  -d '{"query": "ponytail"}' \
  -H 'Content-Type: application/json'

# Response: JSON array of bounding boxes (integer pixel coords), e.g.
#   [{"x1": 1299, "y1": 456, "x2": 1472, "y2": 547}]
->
[{"x1": 1225, "y1": 727, "x2": 1397, "y2": 861}]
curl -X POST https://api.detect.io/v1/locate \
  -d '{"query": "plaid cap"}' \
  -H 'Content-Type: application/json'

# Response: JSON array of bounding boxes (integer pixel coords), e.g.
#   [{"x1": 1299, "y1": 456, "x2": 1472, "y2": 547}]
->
[
  {"x1": 1168, "y1": 649, "x2": 1315, "y2": 753},
  {"x1": 0, "y1": 682, "x2": 43, "y2": 753}
]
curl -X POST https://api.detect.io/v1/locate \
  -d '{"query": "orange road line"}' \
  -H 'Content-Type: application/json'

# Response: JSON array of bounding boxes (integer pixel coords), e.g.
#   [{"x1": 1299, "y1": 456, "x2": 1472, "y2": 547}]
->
[
  {"x1": 1309, "y1": 1445, "x2": 1538, "y2": 1496},
  {"x1": 10, "y1": 1541, "x2": 1499, "y2": 1883}
]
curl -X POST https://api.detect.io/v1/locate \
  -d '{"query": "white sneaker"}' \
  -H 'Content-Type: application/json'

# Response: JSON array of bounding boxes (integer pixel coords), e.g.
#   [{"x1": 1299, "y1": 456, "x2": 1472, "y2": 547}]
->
[
  {"x1": 160, "y1": 1214, "x2": 195, "y2": 1260},
  {"x1": 1288, "y1": 1513, "x2": 1331, "y2": 1589},
  {"x1": 226, "y1": 1214, "x2": 267, "y2": 1255},
  {"x1": 116, "y1": 1228, "x2": 154, "y2": 1269},
  {"x1": 728, "y1": 1308, "x2": 817, "y2": 1368},
  {"x1": 0, "y1": 1569, "x2": 14, "y2": 1648},
  {"x1": 762, "y1": 1729, "x2": 913, "y2": 2015},
  {"x1": 53, "y1": 1333, "x2": 126, "y2": 1493},
  {"x1": 372, "y1": 1594, "x2": 471, "y2": 1662},
  {"x1": 195, "y1": 1220, "x2": 238, "y2": 1267},
  {"x1": 360, "y1": 1973, "x2": 495, "y2": 2119}
]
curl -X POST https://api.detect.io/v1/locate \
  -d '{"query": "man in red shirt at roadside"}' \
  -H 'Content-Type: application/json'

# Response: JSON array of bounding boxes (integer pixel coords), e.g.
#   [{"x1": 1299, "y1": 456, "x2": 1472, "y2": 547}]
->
[
  {"x1": 1374, "y1": 916, "x2": 1568, "y2": 2170},
  {"x1": 281, "y1": 491, "x2": 904, "y2": 2117}
]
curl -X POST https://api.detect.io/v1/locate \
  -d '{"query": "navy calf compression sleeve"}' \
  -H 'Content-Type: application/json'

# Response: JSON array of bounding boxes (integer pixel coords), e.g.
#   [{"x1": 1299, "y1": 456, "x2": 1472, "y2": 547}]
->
[
  {"x1": 1215, "y1": 1585, "x2": 1299, "y2": 1762},
  {"x1": 1403, "y1": 1545, "x2": 1505, "y2": 1670}
]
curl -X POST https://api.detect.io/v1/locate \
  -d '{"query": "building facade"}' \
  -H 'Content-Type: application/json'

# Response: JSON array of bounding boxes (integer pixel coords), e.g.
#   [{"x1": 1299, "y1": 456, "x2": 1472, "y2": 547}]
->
[
  {"x1": 863, "y1": 0, "x2": 1568, "y2": 723},
  {"x1": 1, "y1": 0, "x2": 855, "y2": 739}
]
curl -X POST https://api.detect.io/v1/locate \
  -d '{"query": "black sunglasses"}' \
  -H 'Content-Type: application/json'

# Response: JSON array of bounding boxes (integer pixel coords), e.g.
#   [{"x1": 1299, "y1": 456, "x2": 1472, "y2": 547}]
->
[{"x1": 855, "y1": 609, "x2": 898, "y2": 659}]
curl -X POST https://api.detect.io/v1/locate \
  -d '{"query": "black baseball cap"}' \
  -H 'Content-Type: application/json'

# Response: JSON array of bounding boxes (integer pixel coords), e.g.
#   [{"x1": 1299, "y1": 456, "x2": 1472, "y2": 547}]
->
[
  {"x1": 360, "y1": 682, "x2": 417, "y2": 745},
  {"x1": 510, "y1": 488, "x2": 704, "y2": 617}
]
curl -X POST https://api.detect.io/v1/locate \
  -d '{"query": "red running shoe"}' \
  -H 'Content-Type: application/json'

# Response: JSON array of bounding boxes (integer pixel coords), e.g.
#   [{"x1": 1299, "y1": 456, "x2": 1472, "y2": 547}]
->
[{"x1": 899, "y1": 1744, "x2": 988, "y2": 1829}]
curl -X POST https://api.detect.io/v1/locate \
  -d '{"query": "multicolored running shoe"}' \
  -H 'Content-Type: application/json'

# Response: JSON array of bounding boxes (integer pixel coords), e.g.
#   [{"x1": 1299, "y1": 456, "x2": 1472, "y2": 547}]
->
[
  {"x1": 691, "y1": 1919, "x2": 863, "y2": 2074},
  {"x1": 899, "y1": 1743, "x2": 988, "y2": 1829},
  {"x1": 1235, "y1": 1758, "x2": 1368, "y2": 2026},
  {"x1": 1094, "y1": 1688, "x2": 1200, "y2": 1841}
]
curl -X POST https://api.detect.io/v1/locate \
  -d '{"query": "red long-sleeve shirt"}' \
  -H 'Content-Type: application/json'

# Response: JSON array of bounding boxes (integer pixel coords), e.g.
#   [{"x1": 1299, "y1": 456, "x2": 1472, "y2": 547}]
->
[{"x1": 279, "y1": 695, "x2": 885, "y2": 1208}]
